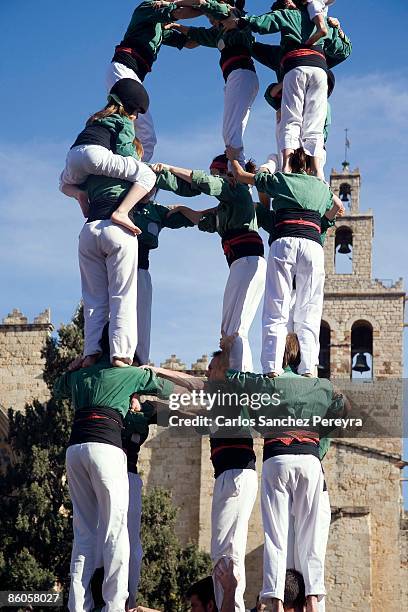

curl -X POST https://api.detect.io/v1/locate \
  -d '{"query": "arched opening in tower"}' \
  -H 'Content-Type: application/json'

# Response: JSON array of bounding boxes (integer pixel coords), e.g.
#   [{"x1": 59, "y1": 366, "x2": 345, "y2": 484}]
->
[
  {"x1": 318, "y1": 321, "x2": 331, "y2": 379},
  {"x1": 351, "y1": 320, "x2": 373, "y2": 379},
  {"x1": 335, "y1": 225, "x2": 353, "y2": 274}
]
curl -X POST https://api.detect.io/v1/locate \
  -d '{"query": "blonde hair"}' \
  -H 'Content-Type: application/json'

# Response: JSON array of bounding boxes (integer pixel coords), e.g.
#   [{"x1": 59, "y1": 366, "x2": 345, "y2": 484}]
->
[
  {"x1": 86, "y1": 101, "x2": 133, "y2": 126},
  {"x1": 282, "y1": 333, "x2": 301, "y2": 369},
  {"x1": 133, "y1": 137, "x2": 144, "y2": 160}
]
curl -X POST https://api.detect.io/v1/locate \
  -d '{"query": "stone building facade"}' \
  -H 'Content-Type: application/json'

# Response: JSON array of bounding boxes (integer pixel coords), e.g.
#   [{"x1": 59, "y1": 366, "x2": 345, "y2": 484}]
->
[{"x1": 0, "y1": 165, "x2": 406, "y2": 609}]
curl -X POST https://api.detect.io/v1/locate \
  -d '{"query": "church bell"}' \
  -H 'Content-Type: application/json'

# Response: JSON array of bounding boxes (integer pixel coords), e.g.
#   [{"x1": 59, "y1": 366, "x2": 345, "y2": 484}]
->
[{"x1": 352, "y1": 352, "x2": 370, "y2": 374}]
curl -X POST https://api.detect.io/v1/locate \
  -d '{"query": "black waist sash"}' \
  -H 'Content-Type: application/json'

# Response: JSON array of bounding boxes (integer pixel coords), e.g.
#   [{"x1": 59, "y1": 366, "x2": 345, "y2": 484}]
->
[
  {"x1": 220, "y1": 45, "x2": 255, "y2": 81},
  {"x1": 221, "y1": 229, "x2": 264, "y2": 266},
  {"x1": 68, "y1": 406, "x2": 124, "y2": 449},
  {"x1": 210, "y1": 437, "x2": 256, "y2": 479},
  {"x1": 273, "y1": 208, "x2": 322, "y2": 245},
  {"x1": 281, "y1": 45, "x2": 327, "y2": 75},
  {"x1": 138, "y1": 242, "x2": 150, "y2": 270},
  {"x1": 263, "y1": 439, "x2": 320, "y2": 461},
  {"x1": 112, "y1": 43, "x2": 153, "y2": 81}
]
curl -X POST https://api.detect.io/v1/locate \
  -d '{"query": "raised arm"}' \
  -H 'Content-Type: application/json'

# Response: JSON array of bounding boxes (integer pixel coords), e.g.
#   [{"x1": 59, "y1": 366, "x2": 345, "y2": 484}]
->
[
  {"x1": 324, "y1": 21, "x2": 352, "y2": 67},
  {"x1": 325, "y1": 193, "x2": 345, "y2": 221},
  {"x1": 225, "y1": 147, "x2": 256, "y2": 185}
]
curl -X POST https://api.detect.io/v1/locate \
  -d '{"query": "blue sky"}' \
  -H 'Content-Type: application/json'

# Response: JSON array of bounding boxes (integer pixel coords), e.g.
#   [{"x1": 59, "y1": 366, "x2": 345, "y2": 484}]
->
[{"x1": 0, "y1": 1, "x2": 407, "y2": 494}]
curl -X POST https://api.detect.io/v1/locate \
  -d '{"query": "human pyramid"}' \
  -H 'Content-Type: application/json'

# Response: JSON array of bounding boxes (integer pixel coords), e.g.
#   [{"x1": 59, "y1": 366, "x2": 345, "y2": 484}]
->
[{"x1": 57, "y1": 1, "x2": 352, "y2": 611}]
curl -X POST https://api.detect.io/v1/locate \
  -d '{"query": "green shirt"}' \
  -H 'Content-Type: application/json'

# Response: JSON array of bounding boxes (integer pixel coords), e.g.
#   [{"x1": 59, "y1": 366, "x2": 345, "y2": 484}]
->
[
  {"x1": 131, "y1": 200, "x2": 194, "y2": 249},
  {"x1": 84, "y1": 174, "x2": 193, "y2": 248},
  {"x1": 276, "y1": 366, "x2": 333, "y2": 459},
  {"x1": 200, "y1": 0, "x2": 230, "y2": 20},
  {"x1": 244, "y1": 7, "x2": 352, "y2": 65},
  {"x1": 123, "y1": 401, "x2": 156, "y2": 440},
  {"x1": 324, "y1": 24, "x2": 352, "y2": 68},
  {"x1": 94, "y1": 115, "x2": 137, "y2": 159},
  {"x1": 187, "y1": 24, "x2": 254, "y2": 53},
  {"x1": 191, "y1": 170, "x2": 258, "y2": 237},
  {"x1": 254, "y1": 172, "x2": 333, "y2": 217},
  {"x1": 121, "y1": 1, "x2": 184, "y2": 64},
  {"x1": 226, "y1": 368, "x2": 344, "y2": 436},
  {"x1": 54, "y1": 357, "x2": 173, "y2": 418},
  {"x1": 244, "y1": 7, "x2": 322, "y2": 50}
]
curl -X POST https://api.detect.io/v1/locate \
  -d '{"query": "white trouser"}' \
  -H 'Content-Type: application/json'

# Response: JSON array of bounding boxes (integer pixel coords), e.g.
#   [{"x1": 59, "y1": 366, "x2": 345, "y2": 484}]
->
[
  {"x1": 66, "y1": 443, "x2": 129, "y2": 612},
  {"x1": 261, "y1": 237, "x2": 325, "y2": 375},
  {"x1": 127, "y1": 472, "x2": 143, "y2": 609},
  {"x1": 223, "y1": 69, "x2": 259, "y2": 167},
  {"x1": 276, "y1": 115, "x2": 326, "y2": 177},
  {"x1": 106, "y1": 62, "x2": 157, "y2": 162},
  {"x1": 211, "y1": 469, "x2": 258, "y2": 612},
  {"x1": 260, "y1": 455, "x2": 328, "y2": 603},
  {"x1": 275, "y1": 115, "x2": 284, "y2": 171},
  {"x1": 60, "y1": 145, "x2": 156, "y2": 191},
  {"x1": 79, "y1": 220, "x2": 138, "y2": 361},
  {"x1": 222, "y1": 255, "x2": 267, "y2": 371},
  {"x1": 287, "y1": 489, "x2": 331, "y2": 612},
  {"x1": 307, "y1": 0, "x2": 334, "y2": 19},
  {"x1": 280, "y1": 66, "x2": 327, "y2": 157},
  {"x1": 136, "y1": 269, "x2": 152, "y2": 365}
]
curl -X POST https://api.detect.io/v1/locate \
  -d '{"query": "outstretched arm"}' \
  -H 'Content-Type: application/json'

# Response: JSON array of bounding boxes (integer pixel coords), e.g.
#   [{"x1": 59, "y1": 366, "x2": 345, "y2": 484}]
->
[
  {"x1": 167, "y1": 205, "x2": 216, "y2": 225},
  {"x1": 153, "y1": 162, "x2": 194, "y2": 184},
  {"x1": 143, "y1": 365, "x2": 205, "y2": 391}
]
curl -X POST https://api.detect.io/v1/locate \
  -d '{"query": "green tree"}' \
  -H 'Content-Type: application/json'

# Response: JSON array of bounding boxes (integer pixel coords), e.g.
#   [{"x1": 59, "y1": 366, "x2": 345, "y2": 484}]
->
[
  {"x1": 0, "y1": 305, "x2": 211, "y2": 610},
  {"x1": 0, "y1": 305, "x2": 84, "y2": 597}
]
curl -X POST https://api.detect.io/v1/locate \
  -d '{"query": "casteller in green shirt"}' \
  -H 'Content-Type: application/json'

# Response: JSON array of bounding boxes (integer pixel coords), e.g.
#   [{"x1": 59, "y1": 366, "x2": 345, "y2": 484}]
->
[
  {"x1": 54, "y1": 356, "x2": 173, "y2": 419},
  {"x1": 254, "y1": 171, "x2": 333, "y2": 217}
]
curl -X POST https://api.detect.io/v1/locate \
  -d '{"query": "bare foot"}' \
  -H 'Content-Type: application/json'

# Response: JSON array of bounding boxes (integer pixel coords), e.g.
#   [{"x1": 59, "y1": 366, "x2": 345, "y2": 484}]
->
[
  {"x1": 302, "y1": 373, "x2": 314, "y2": 378},
  {"x1": 82, "y1": 354, "x2": 100, "y2": 368},
  {"x1": 111, "y1": 210, "x2": 142, "y2": 235},
  {"x1": 112, "y1": 357, "x2": 131, "y2": 367},
  {"x1": 266, "y1": 372, "x2": 280, "y2": 378}
]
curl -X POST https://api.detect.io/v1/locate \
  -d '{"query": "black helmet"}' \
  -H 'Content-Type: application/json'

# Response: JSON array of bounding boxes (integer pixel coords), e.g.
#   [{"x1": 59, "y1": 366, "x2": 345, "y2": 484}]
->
[{"x1": 109, "y1": 78, "x2": 150, "y2": 115}]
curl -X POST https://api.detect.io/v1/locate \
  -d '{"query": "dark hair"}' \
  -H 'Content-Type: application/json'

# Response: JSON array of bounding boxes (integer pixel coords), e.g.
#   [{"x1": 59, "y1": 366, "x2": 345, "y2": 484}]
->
[
  {"x1": 210, "y1": 153, "x2": 229, "y2": 173},
  {"x1": 186, "y1": 576, "x2": 217, "y2": 607},
  {"x1": 289, "y1": 148, "x2": 313, "y2": 174},
  {"x1": 245, "y1": 158, "x2": 257, "y2": 173},
  {"x1": 284, "y1": 569, "x2": 306, "y2": 609},
  {"x1": 210, "y1": 348, "x2": 230, "y2": 371},
  {"x1": 282, "y1": 333, "x2": 301, "y2": 370},
  {"x1": 99, "y1": 323, "x2": 110, "y2": 356}
]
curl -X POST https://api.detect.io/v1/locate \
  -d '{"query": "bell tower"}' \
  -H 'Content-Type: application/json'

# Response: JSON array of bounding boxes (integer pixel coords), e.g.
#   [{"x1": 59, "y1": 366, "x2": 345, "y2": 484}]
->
[{"x1": 319, "y1": 161, "x2": 405, "y2": 379}]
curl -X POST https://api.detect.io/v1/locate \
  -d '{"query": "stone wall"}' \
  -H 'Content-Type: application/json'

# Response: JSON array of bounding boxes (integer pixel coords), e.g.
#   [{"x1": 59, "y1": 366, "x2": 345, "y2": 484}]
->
[{"x1": 0, "y1": 308, "x2": 52, "y2": 412}]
